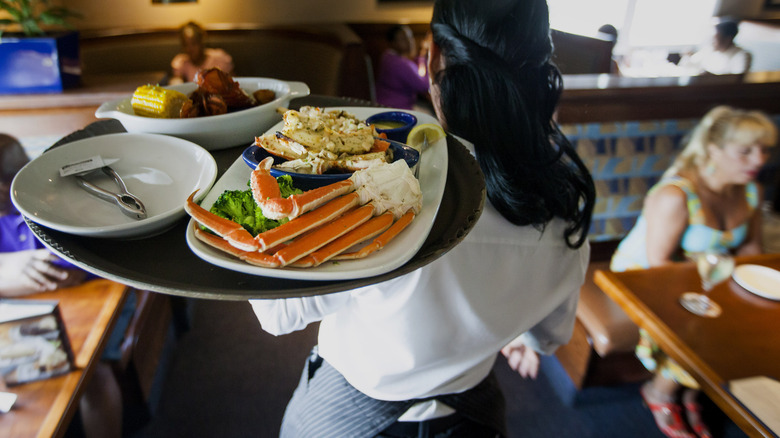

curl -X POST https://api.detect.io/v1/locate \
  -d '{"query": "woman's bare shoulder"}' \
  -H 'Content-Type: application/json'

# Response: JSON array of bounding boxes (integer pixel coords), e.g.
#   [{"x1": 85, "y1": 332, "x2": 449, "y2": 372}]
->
[{"x1": 645, "y1": 182, "x2": 688, "y2": 214}]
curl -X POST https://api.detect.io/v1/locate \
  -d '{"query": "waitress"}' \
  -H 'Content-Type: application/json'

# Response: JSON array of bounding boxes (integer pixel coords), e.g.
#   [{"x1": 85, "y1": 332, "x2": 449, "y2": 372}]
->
[{"x1": 250, "y1": 0, "x2": 596, "y2": 436}]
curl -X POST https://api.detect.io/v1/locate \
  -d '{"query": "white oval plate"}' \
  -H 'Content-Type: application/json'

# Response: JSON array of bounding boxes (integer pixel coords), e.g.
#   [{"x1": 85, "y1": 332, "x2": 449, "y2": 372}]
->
[
  {"x1": 732, "y1": 264, "x2": 780, "y2": 301},
  {"x1": 12, "y1": 133, "x2": 217, "y2": 239},
  {"x1": 185, "y1": 107, "x2": 448, "y2": 280},
  {"x1": 95, "y1": 78, "x2": 310, "y2": 150}
]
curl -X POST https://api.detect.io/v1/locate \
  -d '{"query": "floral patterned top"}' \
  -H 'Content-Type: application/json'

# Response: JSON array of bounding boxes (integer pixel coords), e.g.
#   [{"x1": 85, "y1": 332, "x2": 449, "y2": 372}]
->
[{"x1": 610, "y1": 176, "x2": 758, "y2": 272}]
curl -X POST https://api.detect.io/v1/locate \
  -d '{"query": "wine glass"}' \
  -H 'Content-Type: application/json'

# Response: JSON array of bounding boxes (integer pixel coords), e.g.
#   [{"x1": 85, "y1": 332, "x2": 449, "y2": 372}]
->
[{"x1": 679, "y1": 250, "x2": 735, "y2": 317}]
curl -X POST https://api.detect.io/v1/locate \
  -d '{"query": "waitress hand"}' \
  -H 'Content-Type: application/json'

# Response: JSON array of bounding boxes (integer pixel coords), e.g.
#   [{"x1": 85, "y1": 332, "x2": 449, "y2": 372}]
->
[
  {"x1": 501, "y1": 339, "x2": 540, "y2": 379},
  {"x1": 0, "y1": 249, "x2": 84, "y2": 297}
]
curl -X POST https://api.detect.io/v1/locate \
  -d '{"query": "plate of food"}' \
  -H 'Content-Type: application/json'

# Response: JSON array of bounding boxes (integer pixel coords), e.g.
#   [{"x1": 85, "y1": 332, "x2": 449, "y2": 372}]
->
[
  {"x1": 95, "y1": 69, "x2": 310, "y2": 150},
  {"x1": 732, "y1": 264, "x2": 780, "y2": 301},
  {"x1": 185, "y1": 107, "x2": 448, "y2": 280},
  {"x1": 12, "y1": 133, "x2": 217, "y2": 239}
]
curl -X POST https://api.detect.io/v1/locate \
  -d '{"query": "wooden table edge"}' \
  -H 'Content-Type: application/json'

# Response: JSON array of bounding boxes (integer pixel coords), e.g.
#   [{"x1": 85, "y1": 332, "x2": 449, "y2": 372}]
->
[{"x1": 593, "y1": 268, "x2": 776, "y2": 438}]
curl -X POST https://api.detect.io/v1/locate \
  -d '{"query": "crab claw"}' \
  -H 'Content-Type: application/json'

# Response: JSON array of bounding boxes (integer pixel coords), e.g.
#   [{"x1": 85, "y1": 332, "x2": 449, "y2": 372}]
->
[
  {"x1": 250, "y1": 157, "x2": 356, "y2": 221},
  {"x1": 249, "y1": 157, "x2": 291, "y2": 220},
  {"x1": 184, "y1": 190, "x2": 259, "y2": 252}
]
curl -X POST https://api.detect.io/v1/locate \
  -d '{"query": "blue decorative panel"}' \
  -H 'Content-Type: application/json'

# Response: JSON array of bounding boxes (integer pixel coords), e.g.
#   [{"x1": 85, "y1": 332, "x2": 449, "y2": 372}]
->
[{"x1": 0, "y1": 32, "x2": 81, "y2": 94}]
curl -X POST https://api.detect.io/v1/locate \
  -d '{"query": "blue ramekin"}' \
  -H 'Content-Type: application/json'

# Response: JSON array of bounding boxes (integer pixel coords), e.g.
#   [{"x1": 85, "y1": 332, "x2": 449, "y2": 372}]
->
[{"x1": 366, "y1": 111, "x2": 418, "y2": 143}]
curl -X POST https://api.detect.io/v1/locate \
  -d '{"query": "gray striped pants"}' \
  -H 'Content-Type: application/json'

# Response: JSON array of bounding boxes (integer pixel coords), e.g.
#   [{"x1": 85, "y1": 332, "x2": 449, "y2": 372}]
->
[{"x1": 279, "y1": 347, "x2": 506, "y2": 438}]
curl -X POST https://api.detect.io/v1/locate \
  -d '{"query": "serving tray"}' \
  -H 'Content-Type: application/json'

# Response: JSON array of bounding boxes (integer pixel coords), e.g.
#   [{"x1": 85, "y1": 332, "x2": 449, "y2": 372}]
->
[{"x1": 26, "y1": 96, "x2": 485, "y2": 299}]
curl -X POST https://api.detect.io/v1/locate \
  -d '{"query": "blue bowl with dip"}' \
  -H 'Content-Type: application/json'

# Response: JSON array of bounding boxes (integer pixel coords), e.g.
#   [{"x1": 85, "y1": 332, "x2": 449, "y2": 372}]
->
[
  {"x1": 242, "y1": 138, "x2": 419, "y2": 191},
  {"x1": 366, "y1": 111, "x2": 417, "y2": 143}
]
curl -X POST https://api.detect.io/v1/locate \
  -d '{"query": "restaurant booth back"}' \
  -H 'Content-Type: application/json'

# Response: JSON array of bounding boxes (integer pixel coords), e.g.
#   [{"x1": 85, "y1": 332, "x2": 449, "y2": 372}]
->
[{"x1": 78, "y1": 24, "x2": 374, "y2": 101}]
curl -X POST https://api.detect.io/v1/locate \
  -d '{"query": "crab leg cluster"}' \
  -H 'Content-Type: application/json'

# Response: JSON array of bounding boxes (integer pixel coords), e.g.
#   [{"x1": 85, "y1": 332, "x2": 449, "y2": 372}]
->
[{"x1": 185, "y1": 157, "x2": 423, "y2": 268}]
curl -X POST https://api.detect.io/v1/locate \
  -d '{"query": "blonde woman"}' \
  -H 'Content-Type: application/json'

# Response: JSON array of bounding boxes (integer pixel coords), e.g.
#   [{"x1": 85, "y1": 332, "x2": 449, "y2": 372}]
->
[{"x1": 611, "y1": 106, "x2": 778, "y2": 438}]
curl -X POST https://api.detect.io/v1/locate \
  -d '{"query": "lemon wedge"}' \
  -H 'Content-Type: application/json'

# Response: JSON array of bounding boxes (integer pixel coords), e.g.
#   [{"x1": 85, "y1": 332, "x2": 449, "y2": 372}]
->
[{"x1": 406, "y1": 123, "x2": 446, "y2": 149}]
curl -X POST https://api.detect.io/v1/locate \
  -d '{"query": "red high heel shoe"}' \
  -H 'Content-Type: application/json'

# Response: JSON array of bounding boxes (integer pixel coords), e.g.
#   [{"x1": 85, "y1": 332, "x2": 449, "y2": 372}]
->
[
  {"x1": 683, "y1": 401, "x2": 712, "y2": 438},
  {"x1": 640, "y1": 385, "x2": 696, "y2": 438}
]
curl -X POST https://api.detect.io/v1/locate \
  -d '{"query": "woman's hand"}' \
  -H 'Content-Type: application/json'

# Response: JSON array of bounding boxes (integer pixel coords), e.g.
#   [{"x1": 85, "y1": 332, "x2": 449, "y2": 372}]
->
[
  {"x1": 0, "y1": 249, "x2": 86, "y2": 297},
  {"x1": 501, "y1": 338, "x2": 540, "y2": 379}
]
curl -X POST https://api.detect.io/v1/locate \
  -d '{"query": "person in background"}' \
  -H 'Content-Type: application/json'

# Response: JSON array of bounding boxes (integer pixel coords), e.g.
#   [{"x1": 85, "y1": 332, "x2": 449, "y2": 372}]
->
[
  {"x1": 169, "y1": 21, "x2": 234, "y2": 84},
  {"x1": 679, "y1": 19, "x2": 751, "y2": 75},
  {"x1": 250, "y1": 0, "x2": 595, "y2": 436},
  {"x1": 0, "y1": 134, "x2": 123, "y2": 438},
  {"x1": 611, "y1": 106, "x2": 777, "y2": 438},
  {"x1": 597, "y1": 24, "x2": 621, "y2": 75},
  {"x1": 0, "y1": 134, "x2": 87, "y2": 295},
  {"x1": 374, "y1": 24, "x2": 431, "y2": 110}
]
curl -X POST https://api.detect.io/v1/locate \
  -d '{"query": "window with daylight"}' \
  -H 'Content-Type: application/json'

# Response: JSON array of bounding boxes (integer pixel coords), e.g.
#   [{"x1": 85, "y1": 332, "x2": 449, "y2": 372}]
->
[{"x1": 547, "y1": 0, "x2": 718, "y2": 53}]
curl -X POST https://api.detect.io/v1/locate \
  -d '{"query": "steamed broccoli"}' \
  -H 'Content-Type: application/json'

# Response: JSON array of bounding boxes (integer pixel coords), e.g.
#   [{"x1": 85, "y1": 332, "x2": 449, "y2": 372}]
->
[
  {"x1": 277, "y1": 174, "x2": 302, "y2": 198},
  {"x1": 210, "y1": 189, "x2": 253, "y2": 222},
  {"x1": 206, "y1": 176, "x2": 303, "y2": 236},
  {"x1": 208, "y1": 189, "x2": 258, "y2": 235}
]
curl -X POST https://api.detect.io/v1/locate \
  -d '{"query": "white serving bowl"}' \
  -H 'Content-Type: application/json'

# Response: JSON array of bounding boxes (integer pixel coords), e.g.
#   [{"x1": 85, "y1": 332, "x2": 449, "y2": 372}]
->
[
  {"x1": 11, "y1": 133, "x2": 218, "y2": 239},
  {"x1": 95, "y1": 78, "x2": 310, "y2": 150}
]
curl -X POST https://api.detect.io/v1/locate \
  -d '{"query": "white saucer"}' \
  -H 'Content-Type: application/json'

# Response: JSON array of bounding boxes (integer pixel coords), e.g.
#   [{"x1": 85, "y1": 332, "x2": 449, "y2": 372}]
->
[{"x1": 732, "y1": 264, "x2": 780, "y2": 301}]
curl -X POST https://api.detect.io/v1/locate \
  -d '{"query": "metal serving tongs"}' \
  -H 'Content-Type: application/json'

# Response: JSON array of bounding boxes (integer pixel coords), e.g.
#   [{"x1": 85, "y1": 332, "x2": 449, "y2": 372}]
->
[{"x1": 74, "y1": 167, "x2": 147, "y2": 220}]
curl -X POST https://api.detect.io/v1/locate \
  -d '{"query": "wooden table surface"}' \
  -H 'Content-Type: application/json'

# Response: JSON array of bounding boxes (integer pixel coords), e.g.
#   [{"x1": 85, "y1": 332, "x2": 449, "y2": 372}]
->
[
  {"x1": 0, "y1": 279, "x2": 128, "y2": 438},
  {"x1": 594, "y1": 253, "x2": 780, "y2": 438}
]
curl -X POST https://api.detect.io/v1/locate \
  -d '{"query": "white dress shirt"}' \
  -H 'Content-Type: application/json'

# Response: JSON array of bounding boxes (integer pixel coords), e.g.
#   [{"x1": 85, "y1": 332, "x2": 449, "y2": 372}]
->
[
  {"x1": 250, "y1": 142, "x2": 590, "y2": 419},
  {"x1": 682, "y1": 45, "x2": 751, "y2": 75}
]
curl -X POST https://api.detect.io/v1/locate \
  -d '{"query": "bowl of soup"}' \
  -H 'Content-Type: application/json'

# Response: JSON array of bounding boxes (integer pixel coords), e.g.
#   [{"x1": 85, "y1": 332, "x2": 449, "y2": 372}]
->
[{"x1": 366, "y1": 111, "x2": 417, "y2": 143}]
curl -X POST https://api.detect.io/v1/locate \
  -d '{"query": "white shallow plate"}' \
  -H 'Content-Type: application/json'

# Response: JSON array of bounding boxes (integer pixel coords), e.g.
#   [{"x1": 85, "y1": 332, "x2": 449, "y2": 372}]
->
[
  {"x1": 186, "y1": 107, "x2": 448, "y2": 280},
  {"x1": 95, "y1": 78, "x2": 310, "y2": 150},
  {"x1": 12, "y1": 133, "x2": 217, "y2": 239},
  {"x1": 732, "y1": 264, "x2": 780, "y2": 301}
]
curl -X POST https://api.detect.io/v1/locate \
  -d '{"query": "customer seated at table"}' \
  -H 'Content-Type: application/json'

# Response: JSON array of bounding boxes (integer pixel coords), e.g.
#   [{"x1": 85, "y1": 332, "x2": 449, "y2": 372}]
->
[
  {"x1": 0, "y1": 134, "x2": 123, "y2": 438},
  {"x1": 0, "y1": 134, "x2": 88, "y2": 295},
  {"x1": 374, "y1": 24, "x2": 431, "y2": 110},
  {"x1": 610, "y1": 106, "x2": 777, "y2": 438},
  {"x1": 678, "y1": 19, "x2": 751, "y2": 76},
  {"x1": 169, "y1": 21, "x2": 234, "y2": 84}
]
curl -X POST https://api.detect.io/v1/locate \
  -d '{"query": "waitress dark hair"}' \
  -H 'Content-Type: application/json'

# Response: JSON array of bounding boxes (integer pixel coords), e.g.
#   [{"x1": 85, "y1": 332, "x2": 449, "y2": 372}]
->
[{"x1": 430, "y1": 0, "x2": 595, "y2": 248}]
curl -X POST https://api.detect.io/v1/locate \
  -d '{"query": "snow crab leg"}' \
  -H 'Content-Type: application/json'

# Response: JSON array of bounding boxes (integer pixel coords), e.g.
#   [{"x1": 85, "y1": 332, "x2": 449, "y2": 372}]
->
[
  {"x1": 249, "y1": 157, "x2": 354, "y2": 221},
  {"x1": 185, "y1": 159, "x2": 423, "y2": 269}
]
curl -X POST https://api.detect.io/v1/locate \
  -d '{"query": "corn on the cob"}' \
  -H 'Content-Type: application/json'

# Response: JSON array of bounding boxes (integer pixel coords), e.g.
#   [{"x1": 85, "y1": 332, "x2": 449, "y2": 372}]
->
[{"x1": 131, "y1": 85, "x2": 190, "y2": 118}]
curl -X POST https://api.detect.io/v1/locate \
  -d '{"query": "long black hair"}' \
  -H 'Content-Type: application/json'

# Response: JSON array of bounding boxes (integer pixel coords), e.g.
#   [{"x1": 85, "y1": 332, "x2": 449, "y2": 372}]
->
[{"x1": 430, "y1": 0, "x2": 595, "y2": 248}]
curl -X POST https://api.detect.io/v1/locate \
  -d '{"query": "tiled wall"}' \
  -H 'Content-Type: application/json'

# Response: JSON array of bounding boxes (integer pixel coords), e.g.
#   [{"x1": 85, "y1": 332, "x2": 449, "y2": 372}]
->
[{"x1": 562, "y1": 119, "x2": 698, "y2": 242}]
